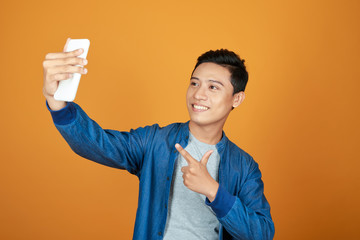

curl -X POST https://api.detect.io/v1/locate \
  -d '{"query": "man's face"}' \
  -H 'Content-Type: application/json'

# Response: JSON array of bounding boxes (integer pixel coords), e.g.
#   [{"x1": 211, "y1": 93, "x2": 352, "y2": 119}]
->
[{"x1": 186, "y1": 62, "x2": 242, "y2": 128}]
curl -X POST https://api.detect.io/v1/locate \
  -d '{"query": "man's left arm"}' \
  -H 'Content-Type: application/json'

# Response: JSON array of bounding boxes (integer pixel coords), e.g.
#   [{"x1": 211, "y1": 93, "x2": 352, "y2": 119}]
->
[
  {"x1": 175, "y1": 144, "x2": 275, "y2": 240},
  {"x1": 205, "y1": 160, "x2": 275, "y2": 240}
]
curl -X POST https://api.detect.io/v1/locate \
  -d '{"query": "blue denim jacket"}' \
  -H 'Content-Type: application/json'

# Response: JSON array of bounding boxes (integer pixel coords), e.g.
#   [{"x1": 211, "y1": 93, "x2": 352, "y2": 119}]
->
[{"x1": 47, "y1": 101, "x2": 274, "y2": 240}]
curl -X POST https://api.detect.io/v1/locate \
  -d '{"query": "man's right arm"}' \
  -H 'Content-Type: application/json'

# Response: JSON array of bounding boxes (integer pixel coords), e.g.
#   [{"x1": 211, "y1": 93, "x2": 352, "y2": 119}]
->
[
  {"x1": 43, "y1": 39, "x2": 147, "y2": 175},
  {"x1": 47, "y1": 100, "x2": 149, "y2": 175}
]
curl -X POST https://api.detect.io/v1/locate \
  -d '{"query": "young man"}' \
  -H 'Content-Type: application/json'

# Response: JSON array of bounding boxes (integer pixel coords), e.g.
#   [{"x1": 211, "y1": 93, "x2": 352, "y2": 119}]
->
[{"x1": 43, "y1": 43, "x2": 275, "y2": 239}]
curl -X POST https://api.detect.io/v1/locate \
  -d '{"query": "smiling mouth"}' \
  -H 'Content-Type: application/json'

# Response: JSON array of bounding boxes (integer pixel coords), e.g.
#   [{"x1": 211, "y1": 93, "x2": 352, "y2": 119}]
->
[{"x1": 192, "y1": 104, "x2": 209, "y2": 111}]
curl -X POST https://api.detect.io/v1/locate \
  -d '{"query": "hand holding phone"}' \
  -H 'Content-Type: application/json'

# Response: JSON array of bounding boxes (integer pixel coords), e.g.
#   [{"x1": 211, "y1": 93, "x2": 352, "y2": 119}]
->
[{"x1": 54, "y1": 39, "x2": 90, "y2": 102}]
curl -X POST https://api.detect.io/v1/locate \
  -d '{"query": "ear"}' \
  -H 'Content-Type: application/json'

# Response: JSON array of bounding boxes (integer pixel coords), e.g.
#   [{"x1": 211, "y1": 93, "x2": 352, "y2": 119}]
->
[{"x1": 232, "y1": 91, "x2": 245, "y2": 108}]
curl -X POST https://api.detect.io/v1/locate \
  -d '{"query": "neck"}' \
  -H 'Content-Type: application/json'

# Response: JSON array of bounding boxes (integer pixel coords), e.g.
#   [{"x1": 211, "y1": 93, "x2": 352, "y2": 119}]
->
[{"x1": 188, "y1": 120, "x2": 225, "y2": 145}]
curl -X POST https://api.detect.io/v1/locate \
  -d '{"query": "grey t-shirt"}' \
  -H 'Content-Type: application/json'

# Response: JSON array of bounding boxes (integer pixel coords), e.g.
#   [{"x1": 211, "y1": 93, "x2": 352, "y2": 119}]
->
[{"x1": 163, "y1": 133, "x2": 220, "y2": 240}]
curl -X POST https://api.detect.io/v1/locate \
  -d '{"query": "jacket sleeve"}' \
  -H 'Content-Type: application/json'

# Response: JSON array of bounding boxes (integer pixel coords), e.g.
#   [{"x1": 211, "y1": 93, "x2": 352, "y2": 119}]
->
[
  {"x1": 47, "y1": 101, "x2": 153, "y2": 176},
  {"x1": 205, "y1": 160, "x2": 275, "y2": 240}
]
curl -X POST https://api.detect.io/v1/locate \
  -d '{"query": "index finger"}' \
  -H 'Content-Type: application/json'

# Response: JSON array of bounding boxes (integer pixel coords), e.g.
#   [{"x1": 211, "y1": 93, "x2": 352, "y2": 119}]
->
[
  {"x1": 175, "y1": 143, "x2": 197, "y2": 165},
  {"x1": 45, "y1": 48, "x2": 84, "y2": 60}
]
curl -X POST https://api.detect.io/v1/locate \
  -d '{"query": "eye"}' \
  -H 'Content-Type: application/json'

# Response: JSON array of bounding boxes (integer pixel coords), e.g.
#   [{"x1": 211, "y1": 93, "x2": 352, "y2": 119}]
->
[
  {"x1": 190, "y1": 81, "x2": 199, "y2": 87},
  {"x1": 210, "y1": 85, "x2": 218, "y2": 90}
]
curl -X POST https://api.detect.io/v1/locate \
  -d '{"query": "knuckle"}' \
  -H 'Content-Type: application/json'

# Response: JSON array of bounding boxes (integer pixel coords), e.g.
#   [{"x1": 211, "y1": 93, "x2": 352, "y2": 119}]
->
[
  {"x1": 62, "y1": 58, "x2": 69, "y2": 65},
  {"x1": 46, "y1": 67, "x2": 53, "y2": 74},
  {"x1": 63, "y1": 52, "x2": 71, "y2": 59},
  {"x1": 53, "y1": 74, "x2": 61, "y2": 81},
  {"x1": 59, "y1": 74, "x2": 68, "y2": 80},
  {"x1": 46, "y1": 74, "x2": 54, "y2": 82},
  {"x1": 64, "y1": 65, "x2": 71, "y2": 72},
  {"x1": 59, "y1": 74, "x2": 69, "y2": 80},
  {"x1": 71, "y1": 50, "x2": 79, "y2": 56},
  {"x1": 77, "y1": 66, "x2": 83, "y2": 72}
]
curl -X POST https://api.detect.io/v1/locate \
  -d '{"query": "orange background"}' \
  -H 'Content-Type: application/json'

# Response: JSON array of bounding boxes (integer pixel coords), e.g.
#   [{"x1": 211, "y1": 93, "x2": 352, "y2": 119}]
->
[{"x1": 1, "y1": 0, "x2": 359, "y2": 239}]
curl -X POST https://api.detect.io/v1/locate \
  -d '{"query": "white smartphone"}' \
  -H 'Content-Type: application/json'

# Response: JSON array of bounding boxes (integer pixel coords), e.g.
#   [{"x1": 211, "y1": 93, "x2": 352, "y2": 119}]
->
[{"x1": 54, "y1": 39, "x2": 90, "y2": 102}]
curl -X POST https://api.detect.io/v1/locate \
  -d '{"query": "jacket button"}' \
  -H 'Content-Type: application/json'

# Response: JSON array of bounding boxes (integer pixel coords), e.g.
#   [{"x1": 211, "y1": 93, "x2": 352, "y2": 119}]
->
[
  {"x1": 158, "y1": 231, "x2": 162, "y2": 236},
  {"x1": 173, "y1": 150, "x2": 176, "y2": 153},
  {"x1": 165, "y1": 204, "x2": 167, "y2": 209},
  {"x1": 166, "y1": 177, "x2": 170, "y2": 181}
]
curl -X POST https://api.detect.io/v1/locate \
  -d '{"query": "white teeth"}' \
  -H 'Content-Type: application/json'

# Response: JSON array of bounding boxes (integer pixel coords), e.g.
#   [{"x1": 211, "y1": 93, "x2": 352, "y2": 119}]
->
[{"x1": 193, "y1": 104, "x2": 209, "y2": 110}]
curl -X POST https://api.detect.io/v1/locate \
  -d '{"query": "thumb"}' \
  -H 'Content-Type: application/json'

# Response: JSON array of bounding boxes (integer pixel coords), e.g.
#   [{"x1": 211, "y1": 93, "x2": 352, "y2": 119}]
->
[
  {"x1": 200, "y1": 150, "x2": 214, "y2": 166},
  {"x1": 63, "y1": 37, "x2": 71, "y2": 52}
]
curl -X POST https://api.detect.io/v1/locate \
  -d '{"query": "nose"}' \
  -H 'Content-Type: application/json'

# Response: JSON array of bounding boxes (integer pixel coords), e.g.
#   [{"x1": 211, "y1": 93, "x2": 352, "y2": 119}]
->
[{"x1": 194, "y1": 85, "x2": 207, "y2": 101}]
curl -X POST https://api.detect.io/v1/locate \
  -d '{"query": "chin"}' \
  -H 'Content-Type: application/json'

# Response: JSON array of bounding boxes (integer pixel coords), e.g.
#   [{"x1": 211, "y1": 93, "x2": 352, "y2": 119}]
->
[
  {"x1": 189, "y1": 116, "x2": 213, "y2": 127},
  {"x1": 189, "y1": 112, "x2": 229, "y2": 128}
]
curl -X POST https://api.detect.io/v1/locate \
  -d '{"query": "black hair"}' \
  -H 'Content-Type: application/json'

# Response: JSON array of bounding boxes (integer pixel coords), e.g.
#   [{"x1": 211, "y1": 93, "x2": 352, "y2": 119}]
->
[{"x1": 191, "y1": 49, "x2": 248, "y2": 94}]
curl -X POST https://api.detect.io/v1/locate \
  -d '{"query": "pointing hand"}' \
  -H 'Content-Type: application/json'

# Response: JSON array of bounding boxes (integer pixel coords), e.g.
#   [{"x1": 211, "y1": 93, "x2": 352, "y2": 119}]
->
[{"x1": 175, "y1": 143, "x2": 219, "y2": 202}]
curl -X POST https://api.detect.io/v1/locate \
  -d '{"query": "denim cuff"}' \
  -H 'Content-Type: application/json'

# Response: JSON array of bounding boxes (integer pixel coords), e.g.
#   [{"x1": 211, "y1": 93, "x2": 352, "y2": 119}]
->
[
  {"x1": 205, "y1": 185, "x2": 236, "y2": 218},
  {"x1": 46, "y1": 100, "x2": 77, "y2": 125}
]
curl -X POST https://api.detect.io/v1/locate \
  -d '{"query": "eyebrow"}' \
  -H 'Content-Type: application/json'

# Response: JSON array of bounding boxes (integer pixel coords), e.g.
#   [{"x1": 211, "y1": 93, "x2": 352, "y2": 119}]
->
[{"x1": 190, "y1": 77, "x2": 224, "y2": 86}]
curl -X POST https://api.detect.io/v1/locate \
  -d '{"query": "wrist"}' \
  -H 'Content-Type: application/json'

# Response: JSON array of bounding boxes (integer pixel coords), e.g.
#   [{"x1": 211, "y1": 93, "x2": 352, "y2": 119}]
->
[
  {"x1": 45, "y1": 95, "x2": 66, "y2": 111},
  {"x1": 206, "y1": 182, "x2": 219, "y2": 202}
]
